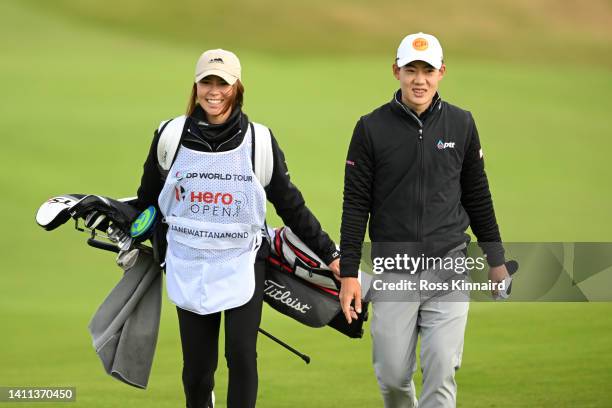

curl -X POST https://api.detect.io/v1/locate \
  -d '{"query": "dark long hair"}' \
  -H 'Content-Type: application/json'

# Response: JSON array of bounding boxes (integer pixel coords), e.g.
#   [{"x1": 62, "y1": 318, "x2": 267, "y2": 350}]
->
[{"x1": 186, "y1": 79, "x2": 245, "y2": 117}]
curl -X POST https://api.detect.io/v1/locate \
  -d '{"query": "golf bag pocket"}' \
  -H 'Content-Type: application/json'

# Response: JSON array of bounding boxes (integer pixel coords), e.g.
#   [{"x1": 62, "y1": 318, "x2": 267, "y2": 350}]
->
[
  {"x1": 293, "y1": 257, "x2": 340, "y2": 291},
  {"x1": 265, "y1": 258, "x2": 340, "y2": 327},
  {"x1": 265, "y1": 253, "x2": 370, "y2": 338}
]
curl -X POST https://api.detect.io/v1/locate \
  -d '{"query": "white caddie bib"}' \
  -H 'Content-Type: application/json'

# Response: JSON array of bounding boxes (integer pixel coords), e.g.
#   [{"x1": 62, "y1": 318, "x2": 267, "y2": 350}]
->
[{"x1": 158, "y1": 125, "x2": 267, "y2": 315}]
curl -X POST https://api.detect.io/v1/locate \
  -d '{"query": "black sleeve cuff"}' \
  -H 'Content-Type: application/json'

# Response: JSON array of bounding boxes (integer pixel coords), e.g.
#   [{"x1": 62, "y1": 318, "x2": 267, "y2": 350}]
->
[
  {"x1": 321, "y1": 247, "x2": 341, "y2": 266},
  {"x1": 481, "y1": 243, "x2": 506, "y2": 267},
  {"x1": 339, "y1": 258, "x2": 360, "y2": 278}
]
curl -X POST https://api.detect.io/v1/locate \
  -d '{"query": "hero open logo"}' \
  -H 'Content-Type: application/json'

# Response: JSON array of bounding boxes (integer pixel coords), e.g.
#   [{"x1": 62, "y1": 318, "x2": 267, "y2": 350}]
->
[
  {"x1": 173, "y1": 171, "x2": 252, "y2": 217},
  {"x1": 437, "y1": 139, "x2": 455, "y2": 150},
  {"x1": 175, "y1": 187, "x2": 247, "y2": 217}
]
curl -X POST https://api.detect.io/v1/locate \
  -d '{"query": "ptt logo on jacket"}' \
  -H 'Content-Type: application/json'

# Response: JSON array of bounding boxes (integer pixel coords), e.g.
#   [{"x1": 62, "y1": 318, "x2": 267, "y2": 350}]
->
[{"x1": 436, "y1": 140, "x2": 455, "y2": 149}]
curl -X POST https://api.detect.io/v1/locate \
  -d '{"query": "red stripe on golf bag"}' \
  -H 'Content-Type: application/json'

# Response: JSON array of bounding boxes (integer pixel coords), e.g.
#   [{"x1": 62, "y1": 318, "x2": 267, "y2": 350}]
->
[
  {"x1": 274, "y1": 227, "x2": 284, "y2": 263},
  {"x1": 318, "y1": 286, "x2": 339, "y2": 297},
  {"x1": 266, "y1": 255, "x2": 337, "y2": 295},
  {"x1": 282, "y1": 230, "x2": 320, "y2": 268},
  {"x1": 267, "y1": 255, "x2": 293, "y2": 273}
]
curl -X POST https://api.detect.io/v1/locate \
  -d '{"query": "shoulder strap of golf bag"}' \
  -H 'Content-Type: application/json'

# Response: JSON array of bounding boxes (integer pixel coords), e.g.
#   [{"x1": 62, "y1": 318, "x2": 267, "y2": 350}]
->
[
  {"x1": 250, "y1": 122, "x2": 274, "y2": 188},
  {"x1": 156, "y1": 116, "x2": 273, "y2": 187},
  {"x1": 156, "y1": 115, "x2": 187, "y2": 179}
]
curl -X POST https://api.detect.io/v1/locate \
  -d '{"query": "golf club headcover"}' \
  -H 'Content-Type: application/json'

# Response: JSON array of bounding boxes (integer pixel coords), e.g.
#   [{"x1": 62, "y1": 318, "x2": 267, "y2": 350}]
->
[
  {"x1": 83, "y1": 196, "x2": 140, "y2": 233},
  {"x1": 36, "y1": 194, "x2": 86, "y2": 231},
  {"x1": 70, "y1": 195, "x2": 139, "y2": 232},
  {"x1": 130, "y1": 206, "x2": 158, "y2": 243}
]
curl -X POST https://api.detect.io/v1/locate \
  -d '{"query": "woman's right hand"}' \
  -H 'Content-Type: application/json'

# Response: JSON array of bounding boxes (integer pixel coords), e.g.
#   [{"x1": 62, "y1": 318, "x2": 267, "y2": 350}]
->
[{"x1": 328, "y1": 259, "x2": 341, "y2": 281}]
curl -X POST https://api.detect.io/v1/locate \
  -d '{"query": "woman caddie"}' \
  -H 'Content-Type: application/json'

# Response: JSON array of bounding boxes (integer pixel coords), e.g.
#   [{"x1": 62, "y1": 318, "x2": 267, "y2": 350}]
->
[{"x1": 134, "y1": 49, "x2": 340, "y2": 408}]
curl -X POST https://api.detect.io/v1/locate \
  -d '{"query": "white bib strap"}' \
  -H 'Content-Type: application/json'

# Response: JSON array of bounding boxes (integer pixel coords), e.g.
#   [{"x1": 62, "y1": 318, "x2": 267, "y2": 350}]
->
[
  {"x1": 252, "y1": 122, "x2": 274, "y2": 187},
  {"x1": 156, "y1": 116, "x2": 273, "y2": 187},
  {"x1": 157, "y1": 115, "x2": 187, "y2": 171}
]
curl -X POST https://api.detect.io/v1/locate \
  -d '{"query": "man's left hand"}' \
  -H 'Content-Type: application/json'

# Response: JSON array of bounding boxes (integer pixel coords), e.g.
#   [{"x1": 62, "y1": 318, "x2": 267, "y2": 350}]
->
[{"x1": 489, "y1": 264, "x2": 510, "y2": 297}]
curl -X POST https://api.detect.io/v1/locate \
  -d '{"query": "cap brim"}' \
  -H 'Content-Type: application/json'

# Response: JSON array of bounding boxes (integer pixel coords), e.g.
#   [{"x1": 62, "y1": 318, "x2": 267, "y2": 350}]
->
[
  {"x1": 195, "y1": 69, "x2": 238, "y2": 85},
  {"x1": 396, "y1": 56, "x2": 442, "y2": 70}
]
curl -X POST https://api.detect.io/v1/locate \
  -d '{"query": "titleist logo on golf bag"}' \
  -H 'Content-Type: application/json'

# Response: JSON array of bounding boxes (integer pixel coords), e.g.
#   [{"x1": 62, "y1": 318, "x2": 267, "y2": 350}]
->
[{"x1": 264, "y1": 280, "x2": 312, "y2": 314}]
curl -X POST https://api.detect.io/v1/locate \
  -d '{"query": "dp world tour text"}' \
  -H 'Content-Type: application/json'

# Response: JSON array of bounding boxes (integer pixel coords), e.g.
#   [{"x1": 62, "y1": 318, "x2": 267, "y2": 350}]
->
[{"x1": 182, "y1": 172, "x2": 253, "y2": 182}]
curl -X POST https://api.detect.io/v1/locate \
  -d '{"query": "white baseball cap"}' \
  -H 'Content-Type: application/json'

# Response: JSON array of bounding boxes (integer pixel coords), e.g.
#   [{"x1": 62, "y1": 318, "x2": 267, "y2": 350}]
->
[
  {"x1": 396, "y1": 32, "x2": 444, "y2": 69},
  {"x1": 194, "y1": 49, "x2": 241, "y2": 84}
]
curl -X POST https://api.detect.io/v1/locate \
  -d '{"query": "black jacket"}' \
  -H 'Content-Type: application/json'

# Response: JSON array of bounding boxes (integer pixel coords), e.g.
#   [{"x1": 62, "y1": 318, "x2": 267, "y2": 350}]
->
[
  {"x1": 340, "y1": 91, "x2": 504, "y2": 277},
  {"x1": 135, "y1": 106, "x2": 339, "y2": 265}
]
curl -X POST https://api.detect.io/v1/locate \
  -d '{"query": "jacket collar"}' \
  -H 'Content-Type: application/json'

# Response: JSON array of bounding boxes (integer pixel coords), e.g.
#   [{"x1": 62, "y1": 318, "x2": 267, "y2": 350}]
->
[
  {"x1": 391, "y1": 90, "x2": 442, "y2": 126},
  {"x1": 184, "y1": 106, "x2": 249, "y2": 152}
]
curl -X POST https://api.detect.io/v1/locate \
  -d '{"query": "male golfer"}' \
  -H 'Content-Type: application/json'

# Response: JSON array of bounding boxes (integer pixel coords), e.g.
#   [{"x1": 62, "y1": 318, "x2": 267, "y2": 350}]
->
[{"x1": 339, "y1": 32, "x2": 509, "y2": 408}]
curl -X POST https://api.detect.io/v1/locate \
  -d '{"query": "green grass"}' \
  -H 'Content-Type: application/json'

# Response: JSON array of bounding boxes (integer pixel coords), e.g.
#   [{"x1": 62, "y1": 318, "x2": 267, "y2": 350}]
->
[
  {"x1": 1, "y1": 1, "x2": 612, "y2": 407},
  {"x1": 18, "y1": 0, "x2": 612, "y2": 68}
]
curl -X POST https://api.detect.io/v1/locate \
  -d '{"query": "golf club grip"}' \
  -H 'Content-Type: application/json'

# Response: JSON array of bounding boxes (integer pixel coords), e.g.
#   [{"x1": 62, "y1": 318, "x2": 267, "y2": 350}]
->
[{"x1": 87, "y1": 238, "x2": 120, "y2": 253}]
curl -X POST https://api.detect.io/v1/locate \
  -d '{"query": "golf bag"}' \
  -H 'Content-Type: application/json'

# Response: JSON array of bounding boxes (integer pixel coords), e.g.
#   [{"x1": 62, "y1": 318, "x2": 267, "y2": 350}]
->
[
  {"x1": 36, "y1": 194, "x2": 372, "y2": 339},
  {"x1": 265, "y1": 226, "x2": 371, "y2": 339}
]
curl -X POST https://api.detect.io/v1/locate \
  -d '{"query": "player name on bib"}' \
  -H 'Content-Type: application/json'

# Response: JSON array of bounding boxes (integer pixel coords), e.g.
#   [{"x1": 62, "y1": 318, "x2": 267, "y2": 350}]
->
[{"x1": 171, "y1": 224, "x2": 250, "y2": 239}]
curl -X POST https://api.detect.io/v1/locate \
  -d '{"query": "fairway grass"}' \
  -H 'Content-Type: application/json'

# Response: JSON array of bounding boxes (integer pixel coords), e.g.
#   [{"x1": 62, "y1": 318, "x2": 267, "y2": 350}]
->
[{"x1": 1, "y1": 1, "x2": 611, "y2": 407}]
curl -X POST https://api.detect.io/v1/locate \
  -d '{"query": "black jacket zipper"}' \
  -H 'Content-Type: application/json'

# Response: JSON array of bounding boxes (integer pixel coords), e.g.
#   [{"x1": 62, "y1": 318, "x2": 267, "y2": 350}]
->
[
  {"x1": 394, "y1": 95, "x2": 425, "y2": 241},
  {"x1": 417, "y1": 127, "x2": 424, "y2": 241},
  {"x1": 186, "y1": 127, "x2": 213, "y2": 151}
]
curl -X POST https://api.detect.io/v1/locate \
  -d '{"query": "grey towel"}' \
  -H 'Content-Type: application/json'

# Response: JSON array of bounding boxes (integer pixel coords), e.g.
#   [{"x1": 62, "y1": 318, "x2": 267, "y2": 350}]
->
[{"x1": 88, "y1": 250, "x2": 162, "y2": 389}]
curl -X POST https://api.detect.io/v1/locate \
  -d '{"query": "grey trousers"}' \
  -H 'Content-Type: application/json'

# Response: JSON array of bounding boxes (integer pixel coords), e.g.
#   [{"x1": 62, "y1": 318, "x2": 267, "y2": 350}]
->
[{"x1": 371, "y1": 292, "x2": 469, "y2": 408}]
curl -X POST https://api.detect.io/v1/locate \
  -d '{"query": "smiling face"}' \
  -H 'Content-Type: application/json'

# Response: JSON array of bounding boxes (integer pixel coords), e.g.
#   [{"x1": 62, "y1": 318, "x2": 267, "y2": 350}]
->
[
  {"x1": 196, "y1": 75, "x2": 235, "y2": 124},
  {"x1": 393, "y1": 60, "x2": 445, "y2": 115}
]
